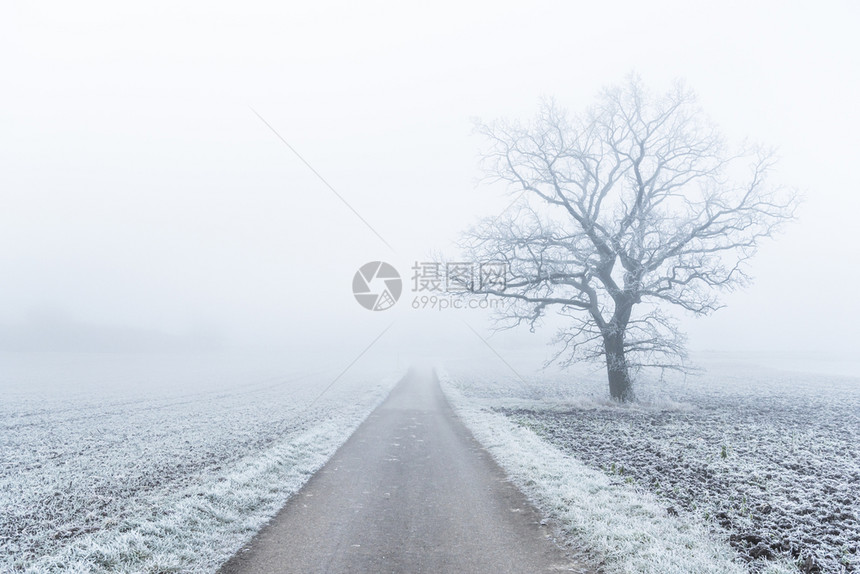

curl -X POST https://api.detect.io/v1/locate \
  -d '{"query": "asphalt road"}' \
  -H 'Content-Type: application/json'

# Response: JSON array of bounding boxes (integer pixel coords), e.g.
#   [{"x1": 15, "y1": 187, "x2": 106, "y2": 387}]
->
[{"x1": 218, "y1": 367, "x2": 583, "y2": 574}]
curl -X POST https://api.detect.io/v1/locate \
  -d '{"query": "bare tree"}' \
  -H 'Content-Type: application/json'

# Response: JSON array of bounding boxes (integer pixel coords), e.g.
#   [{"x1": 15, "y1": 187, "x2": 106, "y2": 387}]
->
[{"x1": 463, "y1": 77, "x2": 798, "y2": 401}]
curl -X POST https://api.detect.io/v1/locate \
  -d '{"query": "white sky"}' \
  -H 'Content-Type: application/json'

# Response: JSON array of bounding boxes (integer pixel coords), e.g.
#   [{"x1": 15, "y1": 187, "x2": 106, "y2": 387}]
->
[{"x1": 1, "y1": 0, "x2": 858, "y2": 361}]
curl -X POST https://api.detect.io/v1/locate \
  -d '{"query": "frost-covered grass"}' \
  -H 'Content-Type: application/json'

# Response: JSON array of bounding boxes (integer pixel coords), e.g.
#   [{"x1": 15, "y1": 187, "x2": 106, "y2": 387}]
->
[
  {"x1": 1, "y1": 351, "x2": 400, "y2": 573},
  {"x1": 441, "y1": 356, "x2": 858, "y2": 574}
]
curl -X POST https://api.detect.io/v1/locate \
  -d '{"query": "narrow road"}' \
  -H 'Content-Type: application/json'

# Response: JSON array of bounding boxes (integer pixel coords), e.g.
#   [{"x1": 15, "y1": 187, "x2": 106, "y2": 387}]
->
[{"x1": 219, "y1": 367, "x2": 583, "y2": 573}]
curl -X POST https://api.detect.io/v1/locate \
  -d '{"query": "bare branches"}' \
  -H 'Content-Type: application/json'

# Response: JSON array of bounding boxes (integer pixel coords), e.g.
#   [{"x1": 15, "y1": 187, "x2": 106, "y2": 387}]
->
[{"x1": 464, "y1": 76, "x2": 799, "y2": 395}]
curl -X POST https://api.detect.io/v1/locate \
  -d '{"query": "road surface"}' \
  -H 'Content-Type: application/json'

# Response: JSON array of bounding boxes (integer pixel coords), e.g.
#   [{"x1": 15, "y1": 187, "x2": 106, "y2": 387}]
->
[{"x1": 218, "y1": 367, "x2": 584, "y2": 573}]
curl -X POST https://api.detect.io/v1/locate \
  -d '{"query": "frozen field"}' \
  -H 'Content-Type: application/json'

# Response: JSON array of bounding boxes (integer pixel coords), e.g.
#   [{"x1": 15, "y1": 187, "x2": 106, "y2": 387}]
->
[
  {"x1": 442, "y1": 354, "x2": 859, "y2": 574},
  {"x1": 0, "y1": 351, "x2": 400, "y2": 573}
]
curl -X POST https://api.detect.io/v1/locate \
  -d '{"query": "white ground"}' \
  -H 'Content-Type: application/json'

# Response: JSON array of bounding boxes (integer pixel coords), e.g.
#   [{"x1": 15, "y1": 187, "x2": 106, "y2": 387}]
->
[
  {"x1": 0, "y1": 351, "x2": 401, "y2": 573},
  {"x1": 4, "y1": 350, "x2": 855, "y2": 573},
  {"x1": 441, "y1": 355, "x2": 859, "y2": 574}
]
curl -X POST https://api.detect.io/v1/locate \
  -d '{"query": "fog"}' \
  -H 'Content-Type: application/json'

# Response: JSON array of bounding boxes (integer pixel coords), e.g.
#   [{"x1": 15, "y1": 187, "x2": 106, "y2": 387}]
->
[{"x1": 2, "y1": 0, "x2": 858, "y2": 369}]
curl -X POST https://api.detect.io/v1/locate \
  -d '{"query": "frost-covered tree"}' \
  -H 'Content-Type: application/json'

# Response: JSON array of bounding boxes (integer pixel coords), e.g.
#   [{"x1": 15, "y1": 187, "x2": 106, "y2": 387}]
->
[{"x1": 463, "y1": 77, "x2": 798, "y2": 401}]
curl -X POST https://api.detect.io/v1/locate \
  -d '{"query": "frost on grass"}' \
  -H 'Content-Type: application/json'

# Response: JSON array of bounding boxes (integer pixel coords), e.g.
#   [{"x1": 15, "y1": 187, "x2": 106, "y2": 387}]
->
[
  {"x1": 500, "y1": 379, "x2": 860, "y2": 574},
  {"x1": 0, "y1": 352, "x2": 400, "y2": 573},
  {"x1": 439, "y1": 359, "x2": 853, "y2": 574}
]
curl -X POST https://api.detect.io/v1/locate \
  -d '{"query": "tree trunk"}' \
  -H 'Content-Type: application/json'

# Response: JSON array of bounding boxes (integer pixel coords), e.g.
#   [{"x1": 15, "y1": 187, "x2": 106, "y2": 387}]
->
[{"x1": 603, "y1": 331, "x2": 632, "y2": 401}]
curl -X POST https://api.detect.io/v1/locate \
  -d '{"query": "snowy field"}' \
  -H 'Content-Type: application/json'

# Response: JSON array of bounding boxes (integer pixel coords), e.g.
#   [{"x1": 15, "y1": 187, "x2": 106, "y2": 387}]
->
[
  {"x1": 0, "y1": 351, "x2": 401, "y2": 573},
  {"x1": 441, "y1": 354, "x2": 859, "y2": 574}
]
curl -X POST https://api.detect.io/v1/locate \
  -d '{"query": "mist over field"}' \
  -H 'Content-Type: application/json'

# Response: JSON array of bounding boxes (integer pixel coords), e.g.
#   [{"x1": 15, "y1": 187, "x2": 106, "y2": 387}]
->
[
  {"x1": 1, "y1": 1, "x2": 858, "y2": 573},
  {"x1": 2, "y1": 0, "x2": 859, "y2": 361}
]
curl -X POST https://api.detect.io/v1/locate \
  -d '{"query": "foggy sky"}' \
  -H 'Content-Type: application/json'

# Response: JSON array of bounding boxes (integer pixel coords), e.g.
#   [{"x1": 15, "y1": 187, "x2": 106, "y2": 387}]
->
[{"x1": 1, "y1": 0, "x2": 858, "y2": 361}]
